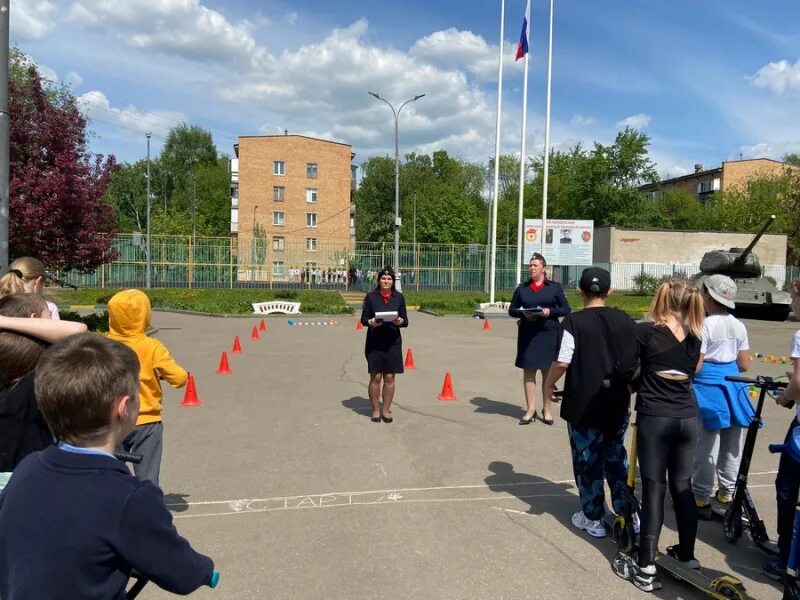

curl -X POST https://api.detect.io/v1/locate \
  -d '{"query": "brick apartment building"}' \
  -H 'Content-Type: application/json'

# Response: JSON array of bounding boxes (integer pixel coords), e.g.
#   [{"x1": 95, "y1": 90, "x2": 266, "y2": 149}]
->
[
  {"x1": 640, "y1": 158, "x2": 798, "y2": 204},
  {"x1": 231, "y1": 134, "x2": 356, "y2": 282}
]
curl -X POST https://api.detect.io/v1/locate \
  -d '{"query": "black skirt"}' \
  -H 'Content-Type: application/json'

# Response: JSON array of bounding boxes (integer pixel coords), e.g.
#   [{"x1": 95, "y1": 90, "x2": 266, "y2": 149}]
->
[{"x1": 365, "y1": 327, "x2": 404, "y2": 374}]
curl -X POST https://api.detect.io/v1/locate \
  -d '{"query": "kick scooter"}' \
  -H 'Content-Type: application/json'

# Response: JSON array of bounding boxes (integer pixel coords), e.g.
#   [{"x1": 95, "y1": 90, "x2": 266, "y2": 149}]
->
[
  {"x1": 112, "y1": 451, "x2": 221, "y2": 599},
  {"x1": 612, "y1": 420, "x2": 749, "y2": 599},
  {"x1": 718, "y1": 375, "x2": 787, "y2": 554},
  {"x1": 768, "y1": 426, "x2": 800, "y2": 600}
]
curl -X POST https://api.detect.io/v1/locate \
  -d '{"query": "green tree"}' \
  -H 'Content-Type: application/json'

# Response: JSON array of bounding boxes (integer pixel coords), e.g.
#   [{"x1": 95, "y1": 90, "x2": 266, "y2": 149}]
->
[
  {"x1": 650, "y1": 189, "x2": 704, "y2": 229},
  {"x1": 783, "y1": 153, "x2": 800, "y2": 166}
]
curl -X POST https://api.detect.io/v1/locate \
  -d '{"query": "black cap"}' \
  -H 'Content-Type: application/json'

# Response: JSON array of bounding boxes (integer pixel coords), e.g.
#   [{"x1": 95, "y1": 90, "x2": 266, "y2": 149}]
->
[
  {"x1": 579, "y1": 267, "x2": 611, "y2": 295},
  {"x1": 377, "y1": 265, "x2": 396, "y2": 282}
]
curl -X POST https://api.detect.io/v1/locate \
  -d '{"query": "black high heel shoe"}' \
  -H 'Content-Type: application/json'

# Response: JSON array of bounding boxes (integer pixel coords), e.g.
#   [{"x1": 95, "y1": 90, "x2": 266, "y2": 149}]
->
[
  {"x1": 518, "y1": 414, "x2": 535, "y2": 425},
  {"x1": 537, "y1": 411, "x2": 554, "y2": 426},
  {"x1": 381, "y1": 415, "x2": 394, "y2": 423},
  {"x1": 371, "y1": 416, "x2": 382, "y2": 423}
]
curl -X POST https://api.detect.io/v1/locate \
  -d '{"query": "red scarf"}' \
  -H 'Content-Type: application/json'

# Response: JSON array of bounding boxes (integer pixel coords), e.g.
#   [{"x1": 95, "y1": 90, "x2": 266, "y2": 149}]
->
[
  {"x1": 529, "y1": 279, "x2": 545, "y2": 292},
  {"x1": 380, "y1": 290, "x2": 392, "y2": 304}
]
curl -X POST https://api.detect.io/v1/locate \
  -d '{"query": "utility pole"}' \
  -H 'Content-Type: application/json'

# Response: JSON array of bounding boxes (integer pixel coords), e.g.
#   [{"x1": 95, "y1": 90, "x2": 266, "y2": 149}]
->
[
  {"x1": 0, "y1": 0, "x2": 10, "y2": 273},
  {"x1": 146, "y1": 133, "x2": 151, "y2": 289}
]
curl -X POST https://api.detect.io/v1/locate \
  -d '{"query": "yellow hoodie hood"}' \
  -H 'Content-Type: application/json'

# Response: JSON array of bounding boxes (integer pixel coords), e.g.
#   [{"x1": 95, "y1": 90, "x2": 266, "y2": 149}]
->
[
  {"x1": 108, "y1": 289, "x2": 150, "y2": 337},
  {"x1": 107, "y1": 289, "x2": 187, "y2": 425}
]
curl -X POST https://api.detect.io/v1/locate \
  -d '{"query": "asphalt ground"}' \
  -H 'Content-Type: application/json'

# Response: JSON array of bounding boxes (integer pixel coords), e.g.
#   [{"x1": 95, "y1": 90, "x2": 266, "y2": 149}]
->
[{"x1": 143, "y1": 310, "x2": 798, "y2": 600}]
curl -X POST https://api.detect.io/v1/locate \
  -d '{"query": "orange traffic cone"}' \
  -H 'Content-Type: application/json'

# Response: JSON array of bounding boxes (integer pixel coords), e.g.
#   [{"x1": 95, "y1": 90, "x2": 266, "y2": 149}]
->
[
  {"x1": 437, "y1": 372, "x2": 457, "y2": 401},
  {"x1": 251, "y1": 325, "x2": 260, "y2": 341},
  {"x1": 232, "y1": 335, "x2": 242, "y2": 354},
  {"x1": 404, "y1": 348, "x2": 416, "y2": 370},
  {"x1": 259, "y1": 319, "x2": 267, "y2": 332},
  {"x1": 217, "y1": 351, "x2": 232, "y2": 375},
  {"x1": 483, "y1": 318, "x2": 491, "y2": 332},
  {"x1": 356, "y1": 319, "x2": 364, "y2": 331},
  {"x1": 180, "y1": 375, "x2": 202, "y2": 406}
]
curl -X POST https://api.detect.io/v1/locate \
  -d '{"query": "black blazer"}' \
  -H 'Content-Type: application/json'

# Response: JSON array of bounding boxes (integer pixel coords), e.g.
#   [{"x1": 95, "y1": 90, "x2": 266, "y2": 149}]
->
[{"x1": 360, "y1": 289, "x2": 409, "y2": 350}]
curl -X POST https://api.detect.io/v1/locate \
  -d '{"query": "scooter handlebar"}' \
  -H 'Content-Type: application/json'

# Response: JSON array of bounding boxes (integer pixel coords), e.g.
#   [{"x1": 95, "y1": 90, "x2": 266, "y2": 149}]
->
[
  {"x1": 114, "y1": 451, "x2": 143, "y2": 464},
  {"x1": 724, "y1": 375, "x2": 788, "y2": 390},
  {"x1": 769, "y1": 444, "x2": 787, "y2": 454},
  {"x1": 209, "y1": 571, "x2": 220, "y2": 588}
]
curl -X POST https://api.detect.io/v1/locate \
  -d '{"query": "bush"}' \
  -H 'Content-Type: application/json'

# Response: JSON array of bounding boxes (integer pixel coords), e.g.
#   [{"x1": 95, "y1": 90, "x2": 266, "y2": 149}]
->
[
  {"x1": 631, "y1": 273, "x2": 659, "y2": 296},
  {"x1": 59, "y1": 310, "x2": 109, "y2": 332}
]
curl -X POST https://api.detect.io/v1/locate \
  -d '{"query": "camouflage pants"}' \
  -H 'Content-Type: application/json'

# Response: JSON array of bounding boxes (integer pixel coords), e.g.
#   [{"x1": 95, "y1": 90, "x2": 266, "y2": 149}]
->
[{"x1": 568, "y1": 420, "x2": 629, "y2": 521}]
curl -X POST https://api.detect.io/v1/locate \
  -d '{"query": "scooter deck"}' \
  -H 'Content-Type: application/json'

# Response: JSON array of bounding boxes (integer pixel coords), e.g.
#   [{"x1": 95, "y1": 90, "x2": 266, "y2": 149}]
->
[{"x1": 654, "y1": 553, "x2": 749, "y2": 600}]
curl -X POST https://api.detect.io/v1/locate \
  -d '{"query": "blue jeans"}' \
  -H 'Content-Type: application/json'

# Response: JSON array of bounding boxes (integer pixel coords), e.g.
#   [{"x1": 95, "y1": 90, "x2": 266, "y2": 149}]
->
[
  {"x1": 776, "y1": 419, "x2": 800, "y2": 565},
  {"x1": 568, "y1": 420, "x2": 629, "y2": 520}
]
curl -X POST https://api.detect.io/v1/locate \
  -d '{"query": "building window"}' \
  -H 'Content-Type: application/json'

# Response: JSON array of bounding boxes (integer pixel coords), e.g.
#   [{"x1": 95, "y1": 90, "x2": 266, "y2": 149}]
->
[
  {"x1": 230, "y1": 185, "x2": 239, "y2": 198},
  {"x1": 306, "y1": 163, "x2": 318, "y2": 178},
  {"x1": 273, "y1": 236, "x2": 284, "y2": 251},
  {"x1": 697, "y1": 180, "x2": 715, "y2": 194},
  {"x1": 272, "y1": 260, "x2": 284, "y2": 276},
  {"x1": 306, "y1": 213, "x2": 317, "y2": 228},
  {"x1": 273, "y1": 211, "x2": 285, "y2": 226},
  {"x1": 306, "y1": 188, "x2": 317, "y2": 203},
  {"x1": 273, "y1": 186, "x2": 285, "y2": 201},
  {"x1": 306, "y1": 238, "x2": 317, "y2": 251},
  {"x1": 273, "y1": 161, "x2": 285, "y2": 176}
]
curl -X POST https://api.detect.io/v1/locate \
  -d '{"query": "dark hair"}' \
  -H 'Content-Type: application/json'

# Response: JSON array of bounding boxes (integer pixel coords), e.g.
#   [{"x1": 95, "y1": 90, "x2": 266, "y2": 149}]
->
[
  {"x1": 0, "y1": 294, "x2": 52, "y2": 387},
  {"x1": 529, "y1": 252, "x2": 547, "y2": 266},
  {"x1": 35, "y1": 333, "x2": 140, "y2": 445}
]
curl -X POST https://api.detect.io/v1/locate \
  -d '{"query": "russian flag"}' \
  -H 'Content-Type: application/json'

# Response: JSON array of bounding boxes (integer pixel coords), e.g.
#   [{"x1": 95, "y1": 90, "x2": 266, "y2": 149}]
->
[{"x1": 515, "y1": 0, "x2": 531, "y2": 61}]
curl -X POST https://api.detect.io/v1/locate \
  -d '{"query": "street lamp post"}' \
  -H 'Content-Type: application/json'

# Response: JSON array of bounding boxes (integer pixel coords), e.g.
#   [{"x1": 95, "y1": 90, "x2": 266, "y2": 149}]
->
[
  {"x1": 145, "y1": 132, "x2": 151, "y2": 289},
  {"x1": 368, "y1": 91, "x2": 425, "y2": 282}
]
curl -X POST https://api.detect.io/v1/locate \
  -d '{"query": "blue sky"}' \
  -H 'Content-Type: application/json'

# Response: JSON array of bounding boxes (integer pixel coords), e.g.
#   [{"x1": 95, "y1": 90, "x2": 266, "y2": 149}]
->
[{"x1": 10, "y1": 0, "x2": 800, "y2": 178}]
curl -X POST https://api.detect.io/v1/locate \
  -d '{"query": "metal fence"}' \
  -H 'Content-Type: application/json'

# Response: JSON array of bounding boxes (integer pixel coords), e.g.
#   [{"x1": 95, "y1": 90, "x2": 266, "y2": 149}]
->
[{"x1": 55, "y1": 234, "x2": 800, "y2": 292}]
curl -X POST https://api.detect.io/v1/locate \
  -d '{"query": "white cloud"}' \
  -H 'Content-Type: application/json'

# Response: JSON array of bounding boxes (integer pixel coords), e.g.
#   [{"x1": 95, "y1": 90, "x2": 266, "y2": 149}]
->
[
  {"x1": 409, "y1": 28, "x2": 517, "y2": 80},
  {"x1": 66, "y1": 0, "x2": 265, "y2": 66},
  {"x1": 10, "y1": 0, "x2": 56, "y2": 40},
  {"x1": 76, "y1": 91, "x2": 187, "y2": 138},
  {"x1": 285, "y1": 11, "x2": 298, "y2": 26},
  {"x1": 749, "y1": 58, "x2": 800, "y2": 95},
  {"x1": 569, "y1": 114, "x2": 595, "y2": 127},
  {"x1": 65, "y1": 71, "x2": 83, "y2": 88},
  {"x1": 615, "y1": 113, "x2": 651, "y2": 130},
  {"x1": 34, "y1": 61, "x2": 57, "y2": 84}
]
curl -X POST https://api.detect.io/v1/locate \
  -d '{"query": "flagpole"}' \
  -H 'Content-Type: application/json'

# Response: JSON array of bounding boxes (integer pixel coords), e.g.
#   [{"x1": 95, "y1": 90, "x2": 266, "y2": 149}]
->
[
  {"x1": 489, "y1": 0, "x2": 505, "y2": 304},
  {"x1": 515, "y1": 53, "x2": 529, "y2": 285},
  {"x1": 541, "y1": 0, "x2": 554, "y2": 257}
]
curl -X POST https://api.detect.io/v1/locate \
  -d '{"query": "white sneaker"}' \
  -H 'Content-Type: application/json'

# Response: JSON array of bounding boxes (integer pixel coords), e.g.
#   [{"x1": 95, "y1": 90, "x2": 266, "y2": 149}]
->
[{"x1": 572, "y1": 510, "x2": 606, "y2": 538}]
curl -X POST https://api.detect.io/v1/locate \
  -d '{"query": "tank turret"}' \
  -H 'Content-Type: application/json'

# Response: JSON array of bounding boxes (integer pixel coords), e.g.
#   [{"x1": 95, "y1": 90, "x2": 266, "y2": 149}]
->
[{"x1": 691, "y1": 214, "x2": 792, "y2": 321}]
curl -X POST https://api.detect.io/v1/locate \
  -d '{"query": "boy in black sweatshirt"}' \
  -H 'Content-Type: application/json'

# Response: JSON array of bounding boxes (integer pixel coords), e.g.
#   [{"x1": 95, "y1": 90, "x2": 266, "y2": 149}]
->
[
  {"x1": 0, "y1": 333, "x2": 217, "y2": 599},
  {"x1": 544, "y1": 268, "x2": 638, "y2": 537}
]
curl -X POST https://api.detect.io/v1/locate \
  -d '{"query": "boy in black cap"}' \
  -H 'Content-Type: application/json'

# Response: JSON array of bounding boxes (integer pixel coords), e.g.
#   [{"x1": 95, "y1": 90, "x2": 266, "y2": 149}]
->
[{"x1": 544, "y1": 267, "x2": 638, "y2": 537}]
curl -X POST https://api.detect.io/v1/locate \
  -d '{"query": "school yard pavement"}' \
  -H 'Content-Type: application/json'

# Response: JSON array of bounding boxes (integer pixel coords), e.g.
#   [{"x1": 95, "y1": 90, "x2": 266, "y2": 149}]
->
[{"x1": 145, "y1": 310, "x2": 797, "y2": 599}]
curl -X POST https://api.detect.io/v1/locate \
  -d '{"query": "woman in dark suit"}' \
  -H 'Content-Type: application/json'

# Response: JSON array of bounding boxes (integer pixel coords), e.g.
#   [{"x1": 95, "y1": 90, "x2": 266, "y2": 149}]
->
[
  {"x1": 509, "y1": 253, "x2": 571, "y2": 425},
  {"x1": 360, "y1": 266, "x2": 409, "y2": 423}
]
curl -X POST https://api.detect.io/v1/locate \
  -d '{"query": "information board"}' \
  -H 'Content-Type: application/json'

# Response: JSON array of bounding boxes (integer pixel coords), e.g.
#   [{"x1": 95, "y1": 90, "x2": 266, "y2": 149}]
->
[{"x1": 522, "y1": 219, "x2": 594, "y2": 266}]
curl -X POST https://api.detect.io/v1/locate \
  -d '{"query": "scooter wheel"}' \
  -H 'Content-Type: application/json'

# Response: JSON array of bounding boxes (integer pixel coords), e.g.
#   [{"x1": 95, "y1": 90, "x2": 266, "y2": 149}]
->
[
  {"x1": 713, "y1": 580, "x2": 746, "y2": 600},
  {"x1": 723, "y1": 508, "x2": 743, "y2": 544},
  {"x1": 612, "y1": 516, "x2": 632, "y2": 554}
]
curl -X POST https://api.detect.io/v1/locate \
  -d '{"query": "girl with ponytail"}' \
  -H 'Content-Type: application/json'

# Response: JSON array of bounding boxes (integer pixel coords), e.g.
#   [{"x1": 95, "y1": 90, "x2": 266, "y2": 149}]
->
[
  {"x1": 613, "y1": 279, "x2": 705, "y2": 591},
  {"x1": 0, "y1": 258, "x2": 60, "y2": 320}
]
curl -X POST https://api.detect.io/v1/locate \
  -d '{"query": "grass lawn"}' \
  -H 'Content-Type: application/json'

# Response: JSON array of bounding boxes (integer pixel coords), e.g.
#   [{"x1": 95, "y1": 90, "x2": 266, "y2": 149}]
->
[{"x1": 49, "y1": 287, "x2": 652, "y2": 320}]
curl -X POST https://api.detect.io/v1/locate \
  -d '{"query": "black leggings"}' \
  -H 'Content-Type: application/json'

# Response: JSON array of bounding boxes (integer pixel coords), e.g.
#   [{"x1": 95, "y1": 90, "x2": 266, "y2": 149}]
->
[{"x1": 637, "y1": 414, "x2": 698, "y2": 566}]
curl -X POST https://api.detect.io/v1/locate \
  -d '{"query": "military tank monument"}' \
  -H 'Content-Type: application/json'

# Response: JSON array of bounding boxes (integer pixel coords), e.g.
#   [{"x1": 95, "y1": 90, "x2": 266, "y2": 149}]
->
[{"x1": 691, "y1": 214, "x2": 792, "y2": 321}]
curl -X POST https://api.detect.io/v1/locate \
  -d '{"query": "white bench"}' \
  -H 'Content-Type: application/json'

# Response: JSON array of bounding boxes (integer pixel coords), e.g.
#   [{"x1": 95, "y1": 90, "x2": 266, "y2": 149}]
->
[
  {"x1": 478, "y1": 302, "x2": 511, "y2": 311},
  {"x1": 252, "y1": 301, "x2": 302, "y2": 315}
]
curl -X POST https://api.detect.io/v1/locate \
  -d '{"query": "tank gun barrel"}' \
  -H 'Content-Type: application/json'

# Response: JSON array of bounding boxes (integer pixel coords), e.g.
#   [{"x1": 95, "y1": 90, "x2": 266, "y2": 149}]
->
[{"x1": 733, "y1": 214, "x2": 775, "y2": 267}]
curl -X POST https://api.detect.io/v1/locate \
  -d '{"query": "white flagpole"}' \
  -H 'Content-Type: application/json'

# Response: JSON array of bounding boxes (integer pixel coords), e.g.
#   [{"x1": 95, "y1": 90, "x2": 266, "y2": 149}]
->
[
  {"x1": 489, "y1": 0, "x2": 505, "y2": 304},
  {"x1": 541, "y1": 0, "x2": 554, "y2": 257},
  {"x1": 515, "y1": 22, "x2": 530, "y2": 285}
]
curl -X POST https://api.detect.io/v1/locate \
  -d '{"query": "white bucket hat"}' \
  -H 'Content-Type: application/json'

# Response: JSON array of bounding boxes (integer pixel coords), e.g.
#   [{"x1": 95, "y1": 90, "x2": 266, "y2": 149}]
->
[{"x1": 704, "y1": 274, "x2": 737, "y2": 309}]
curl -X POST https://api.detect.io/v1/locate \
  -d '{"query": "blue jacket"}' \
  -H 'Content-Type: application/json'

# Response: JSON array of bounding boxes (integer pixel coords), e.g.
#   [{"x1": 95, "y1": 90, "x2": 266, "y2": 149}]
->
[
  {"x1": 694, "y1": 361, "x2": 755, "y2": 430},
  {"x1": 0, "y1": 446, "x2": 213, "y2": 599}
]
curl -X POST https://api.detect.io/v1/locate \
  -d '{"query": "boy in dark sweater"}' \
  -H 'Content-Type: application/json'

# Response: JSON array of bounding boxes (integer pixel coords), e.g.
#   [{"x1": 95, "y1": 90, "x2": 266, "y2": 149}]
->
[
  {"x1": 0, "y1": 333, "x2": 217, "y2": 599},
  {"x1": 544, "y1": 267, "x2": 638, "y2": 537}
]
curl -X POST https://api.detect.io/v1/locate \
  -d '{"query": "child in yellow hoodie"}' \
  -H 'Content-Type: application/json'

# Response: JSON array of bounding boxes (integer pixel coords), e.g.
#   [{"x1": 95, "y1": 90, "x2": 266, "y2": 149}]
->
[{"x1": 108, "y1": 290, "x2": 187, "y2": 486}]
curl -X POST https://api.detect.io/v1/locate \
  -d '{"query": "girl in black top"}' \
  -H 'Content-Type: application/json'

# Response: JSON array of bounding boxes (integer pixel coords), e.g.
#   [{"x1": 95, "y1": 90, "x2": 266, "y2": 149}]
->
[
  {"x1": 508, "y1": 253, "x2": 571, "y2": 425},
  {"x1": 613, "y1": 279, "x2": 704, "y2": 592},
  {"x1": 360, "y1": 267, "x2": 409, "y2": 424}
]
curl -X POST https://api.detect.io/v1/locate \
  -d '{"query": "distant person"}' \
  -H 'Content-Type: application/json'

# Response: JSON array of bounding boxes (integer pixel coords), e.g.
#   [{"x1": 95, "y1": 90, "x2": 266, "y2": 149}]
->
[
  {"x1": 108, "y1": 290, "x2": 188, "y2": 486},
  {"x1": 560, "y1": 229, "x2": 573, "y2": 244},
  {"x1": 360, "y1": 266, "x2": 409, "y2": 424},
  {"x1": 692, "y1": 275, "x2": 752, "y2": 519},
  {"x1": 0, "y1": 333, "x2": 216, "y2": 599},
  {"x1": 508, "y1": 252, "x2": 571, "y2": 425},
  {"x1": 0, "y1": 258, "x2": 60, "y2": 319},
  {"x1": 544, "y1": 268, "x2": 638, "y2": 538},
  {"x1": 0, "y1": 294, "x2": 87, "y2": 490}
]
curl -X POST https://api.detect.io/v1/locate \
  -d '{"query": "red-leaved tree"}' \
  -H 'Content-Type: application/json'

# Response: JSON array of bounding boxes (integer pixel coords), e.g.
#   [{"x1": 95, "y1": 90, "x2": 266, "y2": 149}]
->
[{"x1": 9, "y1": 51, "x2": 119, "y2": 272}]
